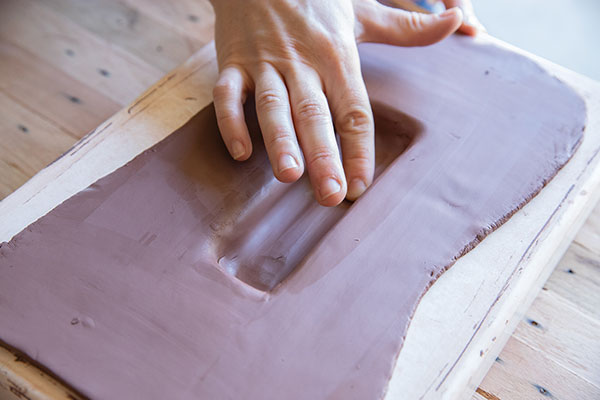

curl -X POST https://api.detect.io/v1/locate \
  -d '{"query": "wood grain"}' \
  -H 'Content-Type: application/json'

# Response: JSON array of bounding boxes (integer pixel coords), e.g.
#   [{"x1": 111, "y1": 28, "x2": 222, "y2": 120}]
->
[
  {"x1": 0, "y1": 91, "x2": 76, "y2": 198},
  {"x1": 0, "y1": 0, "x2": 163, "y2": 106},
  {"x1": 474, "y1": 202, "x2": 600, "y2": 399},
  {"x1": 0, "y1": 344, "x2": 84, "y2": 400},
  {"x1": 0, "y1": 0, "x2": 204, "y2": 203},
  {"x1": 517, "y1": 291, "x2": 600, "y2": 386},
  {"x1": 39, "y1": 0, "x2": 207, "y2": 73},
  {"x1": 0, "y1": 40, "x2": 120, "y2": 138},
  {"x1": 473, "y1": 338, "x2": 600, "y2": 400},
  {"x1": 545, "y1": 242, "x2": 600, "y2": 321},
  {"x1": 123, "y1": 0, "x2": 215, "y2": 46},
  {"x1": 573, "y1": 204, "x2": 600, "y2": 254}
]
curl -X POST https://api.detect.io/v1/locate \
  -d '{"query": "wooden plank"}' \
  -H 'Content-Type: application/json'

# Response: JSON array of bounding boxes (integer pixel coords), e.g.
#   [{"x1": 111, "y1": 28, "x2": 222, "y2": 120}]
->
[
  {"x1": 0, "y1": 40, "x2": 120, "y2": 138},
  {"x1": 123, "y1": 0, "x2": 214, "y2": 47},
  {"x1": 544, "y1": 241, "x2": 600, "y2": 321},
  {"x1": 39, "y1": 0, "x2": 207, "y2": 73},
  {"x1": 573, "y1": 203, "x2": 600, "y2": 255},
  {"x1": 0, "y1": 0, "x2": 163, "y2": 106},
  {"x1": 473, "y1": 203, "x2": 600, "y2": 400},
  {"x1": 0, "y1": 345, "x2": 84, "y2": 400},
  {"x1": 474, "y1": 338, "x2": 600, "y2": 400},
  {"x1": 0, "y1": 91, "x2": 76, "y2": 199},
  {"x1": 514, "y1": 289, "x2": 600, "y2": 387},
  {"x1": 473, "y1": 199, "x2": 600, "y2": 399},
  {"x1": 1, "y1": 36, "x2": 600, "y2": 399}
]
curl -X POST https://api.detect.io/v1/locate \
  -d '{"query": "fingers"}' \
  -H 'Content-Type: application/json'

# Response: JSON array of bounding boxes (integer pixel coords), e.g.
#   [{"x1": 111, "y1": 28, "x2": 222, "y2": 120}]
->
[
  {"x1": 254, "y1": 63, "x2": 304, "y2": 182},
  {"x1": 287, "y1": 68, "x2": 347, "y2": 206},
  {"x1": 215, "y1": 63, "x2": 348, "y2": 206},
  {"x1": 213, "y1": 66, "x2": 252, "y2": 161},
  {"x1": 358, "y1": 2, "x2": 462, "y2": 46},
  {"x1": 442, "y1": 0, "x2": 485, "y2": 36},
  {"x1": 324, "y1": 46, "x2": 374, "y2": 201}
]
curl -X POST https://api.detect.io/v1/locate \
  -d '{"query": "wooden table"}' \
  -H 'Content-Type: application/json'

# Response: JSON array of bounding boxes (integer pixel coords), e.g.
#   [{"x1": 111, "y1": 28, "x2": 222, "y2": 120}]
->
[{"x1": 0, "y1": 1, "x2": 599, "y2": 399}]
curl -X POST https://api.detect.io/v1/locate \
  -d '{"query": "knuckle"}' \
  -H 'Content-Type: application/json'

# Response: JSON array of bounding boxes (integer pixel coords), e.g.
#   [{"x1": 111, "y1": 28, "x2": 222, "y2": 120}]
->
[
  {"x1": 345, "y1": 150, "x2": 372, "y2": 167},
  {"x1": 312, "y1": 29, "x2": 333, "y2": 48},
  {"x1": 275, "y1": 60, "x2": 298, "y2": 77},
  {"x1": 215, "y1": 107, "x2": 239, "y2": 125},
  {"x1": 307, "y1": 147, "x2": 337, "y2": 167},
  {"x1": 213, "y1": 79, "x2": 237, "y2": 102},
  {"x1": 256, "y1": 89, "x2": 284, "y2": 110},
  {"x1": 323, "y1": 41, "x2": 354, "y2": 66},
  {"x1": 320, "y1": 38, "x2": 338, "y2": 55},
  {"x1": 334, "y1": 39, "x2": 356, "y2": 57},
  {"x1": 266, "y1": 127, "x2": 294, "y2": 148},
  {"x1": 406, "y1": 12, "x2": 425, "y2": 31},
  {"x1": 337, "y1": 106, "x2": 372, "y2": 136},
  {"x1": 315, "y1": 29, "x2": 352, "y2": 54},
  {"x1": 295, "y1": 99, "x2": 330, "y2": 124}
]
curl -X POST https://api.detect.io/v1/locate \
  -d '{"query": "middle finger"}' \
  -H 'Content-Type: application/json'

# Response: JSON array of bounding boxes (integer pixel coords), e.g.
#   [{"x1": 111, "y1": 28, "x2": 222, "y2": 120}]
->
[{"x1": 286, "y1": 66, "x2": 347, "y2": 206}]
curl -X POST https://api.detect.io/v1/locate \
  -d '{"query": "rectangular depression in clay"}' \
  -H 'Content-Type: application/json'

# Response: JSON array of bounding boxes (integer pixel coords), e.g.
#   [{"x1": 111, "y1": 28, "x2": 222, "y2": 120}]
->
[
  {"x1": 216, "y1": 102, "x2": 421, "y2": 291},
  {"x1": 0, "y1": 36, "x2": 586, "y2": 399}
]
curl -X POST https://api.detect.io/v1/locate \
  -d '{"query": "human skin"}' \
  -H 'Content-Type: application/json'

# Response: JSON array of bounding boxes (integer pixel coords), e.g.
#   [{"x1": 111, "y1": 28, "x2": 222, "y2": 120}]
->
[{"x1": 208, "y1": 0, "x2": 482, "y2": 206}]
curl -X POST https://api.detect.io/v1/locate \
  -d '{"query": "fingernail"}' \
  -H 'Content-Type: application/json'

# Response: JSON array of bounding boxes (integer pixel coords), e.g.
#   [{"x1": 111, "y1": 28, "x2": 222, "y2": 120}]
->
[
  {"x1": 278, "y1": 154, "x2": 298, "y2": 173},
  {"x1": 231, "y1": 140, "x2": 245, "y2": 160},
  {"x1": 319, "y1": 178, "x2": 341, "y2": 201},
  {"x1": 347, "y1": 178, "x2": 367, "y2": 200}
]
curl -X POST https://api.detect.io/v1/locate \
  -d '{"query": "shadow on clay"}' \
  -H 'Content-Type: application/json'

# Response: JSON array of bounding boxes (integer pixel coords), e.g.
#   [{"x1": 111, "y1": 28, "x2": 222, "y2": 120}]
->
[{"x1": 212, "y1": 101, "x2": 424, "y2": 292}]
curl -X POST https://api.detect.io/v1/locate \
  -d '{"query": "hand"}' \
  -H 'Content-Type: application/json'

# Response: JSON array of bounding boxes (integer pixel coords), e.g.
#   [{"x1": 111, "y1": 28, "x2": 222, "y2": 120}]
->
[
  {"x1": 210, "y1": 0, "x2": 463, "y2": 206},
  {"x1": 442, "y1": 0, "x2": 485, "y2": 35}
]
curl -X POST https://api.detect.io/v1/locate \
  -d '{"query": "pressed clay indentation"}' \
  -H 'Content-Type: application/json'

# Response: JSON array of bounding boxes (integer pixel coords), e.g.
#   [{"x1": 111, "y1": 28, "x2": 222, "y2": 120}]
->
[{"x1": 215, "y1": 102, "x2": 423, "y2": 291}]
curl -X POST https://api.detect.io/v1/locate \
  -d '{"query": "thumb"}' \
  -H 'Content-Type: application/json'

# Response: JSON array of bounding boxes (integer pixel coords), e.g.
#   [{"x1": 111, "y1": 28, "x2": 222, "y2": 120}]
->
[
  {"x1": 442, "y1": 0, "x2": 485, "y2": 36},
  {"x1": 357, "y1": 3, "x2": 463, "y2": 47}
]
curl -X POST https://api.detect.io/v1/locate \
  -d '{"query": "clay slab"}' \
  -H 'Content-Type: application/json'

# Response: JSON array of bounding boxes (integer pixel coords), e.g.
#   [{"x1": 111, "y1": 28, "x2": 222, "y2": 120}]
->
[{"x1": 0, "y1": 36, "x2": 586, "y2": 399}]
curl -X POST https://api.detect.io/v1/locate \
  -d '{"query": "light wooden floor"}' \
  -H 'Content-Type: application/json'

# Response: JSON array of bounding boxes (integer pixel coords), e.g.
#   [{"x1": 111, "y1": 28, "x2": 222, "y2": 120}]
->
[
  {"x1": 474, "y1": 207, "x2": 600, "y2": 400},
  {"x1": 0, "y1": 1, "x2": 598, "y2": 399}
]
